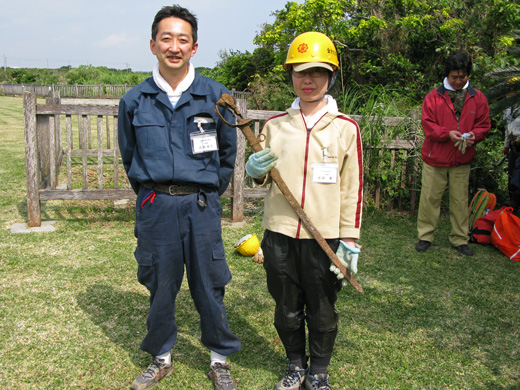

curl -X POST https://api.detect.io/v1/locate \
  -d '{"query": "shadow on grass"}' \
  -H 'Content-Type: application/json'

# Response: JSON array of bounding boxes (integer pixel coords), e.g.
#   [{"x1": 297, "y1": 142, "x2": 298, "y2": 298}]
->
[
  {"x1": 77, "y1": 282, "x2": 280, "y2": 376},
  {"x1": 16, "y1": 199, "x2": 136, "y2": 224}
]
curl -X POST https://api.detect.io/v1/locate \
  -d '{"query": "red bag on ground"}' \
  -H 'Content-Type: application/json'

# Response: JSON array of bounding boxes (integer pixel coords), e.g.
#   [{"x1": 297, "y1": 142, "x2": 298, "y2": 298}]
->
[
  {"x1": 471, "y1": 206, "x2": 510, "y2": 244},
  {"x1": 491, "y1": 207, "x2": 520, "y2": 261}
]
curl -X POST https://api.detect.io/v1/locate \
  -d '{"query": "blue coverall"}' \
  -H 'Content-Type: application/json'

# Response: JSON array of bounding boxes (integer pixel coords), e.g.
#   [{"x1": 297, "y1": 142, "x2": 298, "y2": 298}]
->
[{"x1": 118, "y1": 73, "x2": 241, "y2": 357}]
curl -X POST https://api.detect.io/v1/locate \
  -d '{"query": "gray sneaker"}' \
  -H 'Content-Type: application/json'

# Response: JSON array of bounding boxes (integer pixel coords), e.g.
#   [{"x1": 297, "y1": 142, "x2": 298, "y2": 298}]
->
[
  {"x1": 130, "y1": 355, "x2": 174, "y2": 390},
  {"x1": 208, "y1": 362, "x2": 238, "y2": 390},
  {"x1": 305, "y1": 373, "x2": 331, "y2": 390},
  {"x1": 275, "y1": 363, "x2": 307, "y2": 389}
]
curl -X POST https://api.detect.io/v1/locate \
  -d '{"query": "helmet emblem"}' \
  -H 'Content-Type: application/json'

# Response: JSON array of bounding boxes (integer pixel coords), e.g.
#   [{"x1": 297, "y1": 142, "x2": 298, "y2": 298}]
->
[{"x1": 297, "y1": 43, "x2": 308, "y2": 53}]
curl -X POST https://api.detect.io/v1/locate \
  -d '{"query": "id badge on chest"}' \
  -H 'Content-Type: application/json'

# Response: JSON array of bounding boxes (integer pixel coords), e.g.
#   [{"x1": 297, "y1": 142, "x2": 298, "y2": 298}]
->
[
  {"x1": 312, "y1": 163, "x2": 338, "y2": 183},
  {"x1": 191, "y1": 116, "x2": 219, "y2": 154}
]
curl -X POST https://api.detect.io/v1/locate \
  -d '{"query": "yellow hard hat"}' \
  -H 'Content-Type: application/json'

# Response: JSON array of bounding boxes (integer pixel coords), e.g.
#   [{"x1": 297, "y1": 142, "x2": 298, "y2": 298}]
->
[
  {"x1": 285, "y1": 31, "x2": 339, "y2": 70},
  {"x1": 235, "y1": 233, "x2": 260, "y2": 256}
]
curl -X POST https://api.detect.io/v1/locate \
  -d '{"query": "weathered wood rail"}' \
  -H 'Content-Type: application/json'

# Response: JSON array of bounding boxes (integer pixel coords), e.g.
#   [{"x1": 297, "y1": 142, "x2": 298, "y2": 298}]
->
[
  {"x1": 3, "y1": 83, "x2": 250, "y2": 99},
  {"x1": 23, "y1": 91, "x2": 419, "y2": 227}
]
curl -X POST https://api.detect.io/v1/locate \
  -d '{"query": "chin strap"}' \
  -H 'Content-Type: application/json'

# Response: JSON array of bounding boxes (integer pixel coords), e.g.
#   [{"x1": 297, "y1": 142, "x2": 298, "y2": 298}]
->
[
  {"x1": 326, "y1": 71, "x2": 337, "y2": 94},
  {"x1": 301, "y1": 96, "x2": 326, "y2": 104}
]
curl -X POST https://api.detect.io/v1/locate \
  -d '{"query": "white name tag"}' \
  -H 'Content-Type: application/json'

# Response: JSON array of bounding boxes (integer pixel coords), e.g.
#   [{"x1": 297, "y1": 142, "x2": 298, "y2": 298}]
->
[
  {"x1": 312, "y1": 163, "x2": 338, "y2": 183},
  {"x1": 191, "y1": 131, "x2": 219, "y2": 154}
]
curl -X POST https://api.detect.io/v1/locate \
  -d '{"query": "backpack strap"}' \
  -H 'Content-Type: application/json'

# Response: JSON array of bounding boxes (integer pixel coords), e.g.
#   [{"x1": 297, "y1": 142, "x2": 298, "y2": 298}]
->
[{"x1": 469, "y1": 190, "x2": 489, "y2": 230}]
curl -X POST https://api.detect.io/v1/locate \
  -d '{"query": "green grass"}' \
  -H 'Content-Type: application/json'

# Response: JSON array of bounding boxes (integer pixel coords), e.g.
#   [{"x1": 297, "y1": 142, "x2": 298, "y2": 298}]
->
[{"x1": 0, "y1": 95, "x2": 519, "y2": 389}]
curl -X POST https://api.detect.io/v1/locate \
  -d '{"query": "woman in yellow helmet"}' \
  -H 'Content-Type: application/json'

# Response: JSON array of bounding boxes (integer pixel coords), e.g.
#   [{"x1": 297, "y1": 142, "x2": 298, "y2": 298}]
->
[{"x1": 245, "y1": 31, "x2": 363, "y2": 390}]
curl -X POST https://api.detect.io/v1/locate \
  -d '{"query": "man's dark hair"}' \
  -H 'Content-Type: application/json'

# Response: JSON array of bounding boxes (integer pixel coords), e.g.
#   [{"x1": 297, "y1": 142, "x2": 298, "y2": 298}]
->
[
  {"x1": 444, "y1": 52, "x2": 472, "y2": 77},
  {"x1": 151, "y1": 4, "x2": 198, "y2": 43}
]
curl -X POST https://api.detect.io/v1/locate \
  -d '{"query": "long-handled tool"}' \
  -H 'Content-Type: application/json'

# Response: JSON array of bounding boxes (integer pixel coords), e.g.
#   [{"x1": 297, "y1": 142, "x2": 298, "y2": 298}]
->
[{"x1": 215, "y1": 94, "x2": 364, "y2": 294}]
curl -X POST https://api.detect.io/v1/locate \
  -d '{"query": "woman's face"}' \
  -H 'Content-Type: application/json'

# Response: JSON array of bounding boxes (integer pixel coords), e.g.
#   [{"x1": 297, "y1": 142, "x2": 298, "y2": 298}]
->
[{"x1": 291, "y1": 67, "x2": 330, "y2": 102}]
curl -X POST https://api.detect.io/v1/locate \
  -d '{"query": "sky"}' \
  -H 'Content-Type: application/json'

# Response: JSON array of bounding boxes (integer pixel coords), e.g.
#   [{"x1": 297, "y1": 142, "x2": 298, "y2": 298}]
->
[{"x1": 0, "y1": 0, "x2": 291, "y2": 72}]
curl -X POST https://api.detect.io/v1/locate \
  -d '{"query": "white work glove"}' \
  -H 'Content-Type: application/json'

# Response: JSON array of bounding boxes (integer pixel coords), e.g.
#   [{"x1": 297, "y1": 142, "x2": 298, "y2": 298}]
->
[{"x1": 330, "y1": 242, "x2": 361, "y2": 287}]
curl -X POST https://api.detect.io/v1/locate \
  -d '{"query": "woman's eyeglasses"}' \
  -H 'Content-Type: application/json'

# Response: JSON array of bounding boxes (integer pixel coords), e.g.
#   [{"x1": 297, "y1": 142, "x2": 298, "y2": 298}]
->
[{"x1": 292, "y1": 68, "x2": 329, "y2": 78}]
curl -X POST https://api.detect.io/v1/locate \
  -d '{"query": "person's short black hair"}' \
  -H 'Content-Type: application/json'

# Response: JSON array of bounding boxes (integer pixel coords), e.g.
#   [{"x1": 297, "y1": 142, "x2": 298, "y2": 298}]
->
[
  {"x1": 151, "y1": 4, "x2": 198, "y2": 43},
  {"x1": 444, "y1": 52, "x2": 472, "y2": 77}
]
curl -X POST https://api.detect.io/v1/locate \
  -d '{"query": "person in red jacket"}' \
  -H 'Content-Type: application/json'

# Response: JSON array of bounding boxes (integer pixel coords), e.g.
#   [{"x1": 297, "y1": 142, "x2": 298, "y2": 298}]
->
[{"x1": 416, "y1": 52, "x2": 491, "y2": 256}]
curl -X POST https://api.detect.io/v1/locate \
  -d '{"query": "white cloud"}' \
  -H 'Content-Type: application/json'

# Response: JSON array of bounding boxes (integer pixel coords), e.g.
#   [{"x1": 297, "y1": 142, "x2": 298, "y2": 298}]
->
[{"x1": 93, "y1": 33, "x2": 132, "y2": 49}]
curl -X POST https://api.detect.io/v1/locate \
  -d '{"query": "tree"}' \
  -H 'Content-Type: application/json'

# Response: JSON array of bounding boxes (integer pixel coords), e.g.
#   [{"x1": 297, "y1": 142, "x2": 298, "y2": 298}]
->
[
  {"x1": 206, "y1": 47, "x2": 278, "y2": 93},
  {"x1": 251, "y1": 0, "x2": 520, "y2": 102},
  {"x1": 484, "y1": 30, "x2": 520, "y2": 116}
]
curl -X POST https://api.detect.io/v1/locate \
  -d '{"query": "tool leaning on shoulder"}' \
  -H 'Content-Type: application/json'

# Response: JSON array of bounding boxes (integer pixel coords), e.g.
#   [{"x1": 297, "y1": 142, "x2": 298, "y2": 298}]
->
[{"x1": 215, "y1": 94, "x2": 364, "y2": 294}]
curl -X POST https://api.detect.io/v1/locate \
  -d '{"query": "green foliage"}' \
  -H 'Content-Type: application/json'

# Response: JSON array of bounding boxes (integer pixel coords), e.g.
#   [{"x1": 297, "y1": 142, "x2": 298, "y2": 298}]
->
[
  {"x1": 0, "y1": 65, "x2": 151, "y2": 85},
  {"x1": 470, "y1": 124, "x2": 509, "y2": 202},
  {"x1": 209, "y1": 47, "x2": 279, "y2": 92},
  {"x1": 3, "y1": 68, "x2": 61, "y2": 84},
  {"x1": 63, "y1": 65, "x2": 150, "y2": 85},
  {"x1": 247, "y1": 0, "x2": 520, "y2": 102},
  {"x1": 484, "y1": 30, "x2": 520, "y2": 116},
  {"x1": 339, "y1": 84, "x2": 422, "y2": 209},
  {"x1": 246, "y1": 68, "x2": 294, "y2": 111}
]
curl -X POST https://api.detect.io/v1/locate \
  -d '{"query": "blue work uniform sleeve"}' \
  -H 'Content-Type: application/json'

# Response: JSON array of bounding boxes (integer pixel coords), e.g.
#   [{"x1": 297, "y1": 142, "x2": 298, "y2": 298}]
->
[
  {"x1": 216, "y1": 103, "x2": 237, "y2": 195},
  {"x1": 118, "y1": 98, "x2": 140, "y2": 194}
]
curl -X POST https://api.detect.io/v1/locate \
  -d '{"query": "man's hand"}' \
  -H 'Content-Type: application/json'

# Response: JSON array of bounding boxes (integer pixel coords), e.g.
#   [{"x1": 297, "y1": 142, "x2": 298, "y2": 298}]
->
[
  {"x1": 245, "y1": 148, "x2": 278, "y2": 179},
  {"x1": 449, "y1": 131, "x2": 462, "y2": 144},
  {"x1": 330, "y1": 241, "x2": 361, "y2": 287},
  {"x1": 465, "y1": 132, "x2": 475, "y2": 147},
  {"x1": 452, "y1": 132, "x2": 473, "y2": 154}
]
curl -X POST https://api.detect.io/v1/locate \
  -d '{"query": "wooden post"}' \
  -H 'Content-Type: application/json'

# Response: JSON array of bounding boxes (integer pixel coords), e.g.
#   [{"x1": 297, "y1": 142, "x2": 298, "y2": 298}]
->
[
  {"x1": 52, "y1": 91, "x2": 62, "y2": 189},
  {"x1": 230, "y1": 99, "x2": 246, "y2": 222},
  {"x1": 113, "y1": 116, "x2": 120, "y2": 189},
  {"x1": 81, "y1": 115, "x2": 88, "y2": 190},
  {"x1": 45, "y1": 96, "x2": 57, "y2": 189},
  {"x1": 37, "y1": 110, "x2": 51, "y2": 189},
  {"x1": 66, "y1": 115, "x2": 73, "y2": 190},
  {"x1": 97, "y1": 115, "x2": 104, "y2": 189},
  {"x1": 24, "y1": 92, "x2": 42, "y2": 227}
]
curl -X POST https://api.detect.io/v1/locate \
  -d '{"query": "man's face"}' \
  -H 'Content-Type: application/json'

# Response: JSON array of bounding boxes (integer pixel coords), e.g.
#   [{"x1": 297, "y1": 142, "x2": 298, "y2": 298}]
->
[
  {"x1": 447, "y1": 70, "x2": 469, "y2": 91},
  {"x1": 150, "y1": 16, "x2": 198, "y2": 76}
]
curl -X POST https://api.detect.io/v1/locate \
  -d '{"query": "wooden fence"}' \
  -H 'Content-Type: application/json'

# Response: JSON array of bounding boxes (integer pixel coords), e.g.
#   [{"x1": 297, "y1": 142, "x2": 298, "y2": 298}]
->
[
  {"x1": 3, "y1": 84, "x2": 134, "y2": 98},
  {"x1": 23, "y1": 91, "x2": 419, "y2": 227},
  {"x1": 2, "y1": 83, "x2": 249, "y2": 99}
]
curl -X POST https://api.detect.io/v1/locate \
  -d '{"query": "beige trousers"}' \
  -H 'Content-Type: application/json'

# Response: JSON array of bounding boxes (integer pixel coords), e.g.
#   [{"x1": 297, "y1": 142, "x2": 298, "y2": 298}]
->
[{"x1": 417, "y1": 162, "x2": 470, "y2": 246}]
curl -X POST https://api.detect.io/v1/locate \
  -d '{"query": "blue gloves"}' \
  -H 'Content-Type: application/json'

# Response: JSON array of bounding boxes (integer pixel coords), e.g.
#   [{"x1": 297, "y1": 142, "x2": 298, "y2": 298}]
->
[
  {"x1": 330, "y1": 241, "x2": 361, "y2": 287},
  {"x1": 245, "y1": 148, "x2": 278, "y2": 179}
]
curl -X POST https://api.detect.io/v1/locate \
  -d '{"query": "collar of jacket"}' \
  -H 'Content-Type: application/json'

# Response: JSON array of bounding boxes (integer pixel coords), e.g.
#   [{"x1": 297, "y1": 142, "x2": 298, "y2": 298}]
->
[
  {"x1": 436, "y1": 83, "x2": 477, "y2": 97},
  {"x1": 286, "y1": 107, "x2": 343, "y2": 132},
  {"x1": 139, "y1": 71, "x2": 210, "y2": 111}
]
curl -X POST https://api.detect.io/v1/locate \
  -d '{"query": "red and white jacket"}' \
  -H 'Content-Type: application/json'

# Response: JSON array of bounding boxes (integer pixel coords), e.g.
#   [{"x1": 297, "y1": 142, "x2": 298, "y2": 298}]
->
[
  {"x1": 421, "y1": 84, "x2": 491, "y2": 167},
  {"x1": 258, "y1": 103, "x2": 363, "y2": 240}
]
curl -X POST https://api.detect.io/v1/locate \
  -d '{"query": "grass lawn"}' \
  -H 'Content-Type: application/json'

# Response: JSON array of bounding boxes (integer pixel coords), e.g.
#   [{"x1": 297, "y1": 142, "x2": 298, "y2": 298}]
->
[{"x1": 0, "y1": 95, "x2": 519, "y2": 389}]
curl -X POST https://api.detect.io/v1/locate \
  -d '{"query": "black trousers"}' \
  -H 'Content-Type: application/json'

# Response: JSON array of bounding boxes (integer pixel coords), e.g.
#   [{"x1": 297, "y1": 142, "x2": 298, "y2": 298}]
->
[{"x1": 262, "y1": 230, "x2": 342, "y2": 366}]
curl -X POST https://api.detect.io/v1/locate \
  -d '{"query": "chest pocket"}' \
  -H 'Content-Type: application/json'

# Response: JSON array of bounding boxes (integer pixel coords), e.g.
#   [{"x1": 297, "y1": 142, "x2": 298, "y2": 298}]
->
[{"x1": 132, "y1": 113, "x2": 168, "y2": 158}]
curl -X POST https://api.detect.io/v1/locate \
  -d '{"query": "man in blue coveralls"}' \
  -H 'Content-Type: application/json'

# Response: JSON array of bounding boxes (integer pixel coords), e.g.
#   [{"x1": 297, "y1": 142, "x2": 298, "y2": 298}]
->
[{"x1": 118, "y1": 5, "x2": 240, "y2": 390}]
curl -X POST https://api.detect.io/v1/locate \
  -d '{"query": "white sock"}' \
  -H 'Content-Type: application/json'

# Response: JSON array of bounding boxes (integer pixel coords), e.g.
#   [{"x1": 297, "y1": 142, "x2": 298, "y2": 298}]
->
[
  {"x1": 210, "y1": 350, "x2": 226, "y2": 366},
  {"x1": 156, "y1": 351, "x2": 171, "y2": 364}
]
